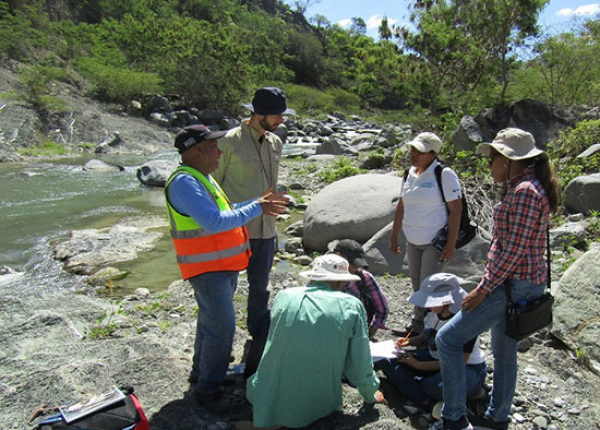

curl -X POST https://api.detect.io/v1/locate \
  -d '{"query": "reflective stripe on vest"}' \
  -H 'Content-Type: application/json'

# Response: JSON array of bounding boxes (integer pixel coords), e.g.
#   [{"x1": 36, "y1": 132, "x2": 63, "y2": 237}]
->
[{"x1": 165, "y1": 166, "x2": 250, "y2": 279}]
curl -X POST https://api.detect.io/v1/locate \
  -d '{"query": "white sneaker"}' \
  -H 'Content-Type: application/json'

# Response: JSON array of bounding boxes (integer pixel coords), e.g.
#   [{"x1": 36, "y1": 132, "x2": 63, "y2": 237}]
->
[
  {"x1": 429, "y1": 417, "x2": 474, "y2": 430},
  {"x1": 432, "y1": 401, "x2": 443, "y2": 420}
]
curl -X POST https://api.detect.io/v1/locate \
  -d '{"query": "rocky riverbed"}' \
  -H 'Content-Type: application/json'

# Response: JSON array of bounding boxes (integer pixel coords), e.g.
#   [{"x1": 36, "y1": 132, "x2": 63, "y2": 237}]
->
[{"x1": 2, "y1": 266, "x2": 599, "y2": 430}]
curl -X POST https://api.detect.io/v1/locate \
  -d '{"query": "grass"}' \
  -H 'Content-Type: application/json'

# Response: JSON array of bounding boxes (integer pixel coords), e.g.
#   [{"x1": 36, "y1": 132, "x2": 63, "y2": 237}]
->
[{"x1": 18, "y1": 141, "x2": 70, "y2": 157}]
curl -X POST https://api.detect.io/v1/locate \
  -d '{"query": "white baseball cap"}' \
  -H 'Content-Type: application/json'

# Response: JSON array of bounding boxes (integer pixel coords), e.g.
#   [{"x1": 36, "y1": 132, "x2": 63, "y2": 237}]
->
[
  {"x1": 407, "y1": 132, "x2": 443, "y2": 154},
  {"x1": 300, "y1": 254, "x2": 360, "y2": 282}
]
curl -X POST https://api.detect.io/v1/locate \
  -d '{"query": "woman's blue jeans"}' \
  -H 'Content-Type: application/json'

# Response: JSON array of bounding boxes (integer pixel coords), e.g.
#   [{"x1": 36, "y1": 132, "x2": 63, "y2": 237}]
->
[
  {"x1": 380, "y1": 349, "x2": 486, "y2": 406},
  {"x1": 190, "y1": 271, "x2": 238, "y2": 393},
  {"x1": 435, "y1": 279, "x2": 545, "y2": 422}
]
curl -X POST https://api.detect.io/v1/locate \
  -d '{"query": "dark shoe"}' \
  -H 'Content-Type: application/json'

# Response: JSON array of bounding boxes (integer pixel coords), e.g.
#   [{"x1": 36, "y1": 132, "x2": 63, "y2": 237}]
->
[
  {"x1": 194, "y1": 390, "x2": 232, "y2": 415},
  {"x1": 468, "y1": 414, "x2": 509, "y2": 430},
  {"x1": 189, "y1": 372, "x2": 236, "y2": 387},
  {"x1": 429, "y1": 416, "x2": 473, "y2": 430}
]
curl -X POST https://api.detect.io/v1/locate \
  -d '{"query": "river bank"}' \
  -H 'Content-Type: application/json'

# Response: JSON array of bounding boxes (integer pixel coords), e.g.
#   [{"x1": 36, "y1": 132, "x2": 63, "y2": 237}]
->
[{"x1": 3, "y1": 266, "x2": 599, "y2": 430}]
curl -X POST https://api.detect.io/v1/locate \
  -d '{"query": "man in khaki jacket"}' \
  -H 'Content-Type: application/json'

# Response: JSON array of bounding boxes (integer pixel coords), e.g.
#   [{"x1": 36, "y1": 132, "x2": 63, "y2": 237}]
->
[{"x1": 213, "y1": 87, "x2": 295, "y2": 375}]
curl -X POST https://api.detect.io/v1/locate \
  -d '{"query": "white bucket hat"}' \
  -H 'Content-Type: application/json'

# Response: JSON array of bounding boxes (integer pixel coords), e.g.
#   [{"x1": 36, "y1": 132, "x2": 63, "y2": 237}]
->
[
  {"x1": 300, "y1": 254, "x2": 360, "y2": 282},
  {"x1": 476, "y1": 128, "x2": 543, "y2": 160},
  {"x1": 408, "y1": 273, "x2": 466, "y2": 314},
  {"x1": 407, "y1": 132, "x2": 443, "y2": 154}
]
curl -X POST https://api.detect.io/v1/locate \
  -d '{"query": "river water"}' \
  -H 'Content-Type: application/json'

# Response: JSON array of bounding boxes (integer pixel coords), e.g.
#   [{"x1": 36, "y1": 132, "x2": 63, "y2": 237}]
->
[{"x1": 0, "y1": 153, "x2": 181, "y2": 297}]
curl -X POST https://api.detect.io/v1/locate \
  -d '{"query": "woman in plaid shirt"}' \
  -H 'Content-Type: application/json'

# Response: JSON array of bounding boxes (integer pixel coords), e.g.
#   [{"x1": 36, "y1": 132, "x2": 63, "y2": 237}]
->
[{"x1": 431, "y1": 129, "x2": 560, "y2": 430}]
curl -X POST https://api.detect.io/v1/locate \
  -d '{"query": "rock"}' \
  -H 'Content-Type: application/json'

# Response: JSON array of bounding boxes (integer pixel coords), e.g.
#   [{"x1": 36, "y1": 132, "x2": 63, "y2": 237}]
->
[
  {"x1": 533, "y1": 416, "x2": 549, "y2": 428},
  {"x1": 82, "y1": 159, "x2": 124, "y2": 172},
  {"x1": 134, "y1": 287, "x2": 151, "y2": 298},
  {"x1": 136, "y1": 159, "x2": 179, "y2": 187},
  {"x1": 315, "y1": 139, "x2": 345, "y2": 156},
  {"x1": 285, "y1": 221, "x2": 304, "y2": 237},
  {"x1": 53, "y1": 216, "x2": 167, "y2": 275},
  {"x1": 552, "y1": 246, "x2": 600, "y2": 373},
  {"x1": 87, "y1": 267, "x2": 130, "y2": 286},
  {"x1": 549, "y1": 222, "x2": 586, "y2": 248},
  {"x1": 293, "y1": 255, "x2": 312, "y2": 266},
  {"x1": 303, "y1": 174, "x2": 402, "y2": 251},
  {"x1": 284, "y1": 237, "x2": 303, "y2": 254},
  {"x1": 577, "y1": 143, "x2": 600, "y2": 158},
  {"x1": 564, "y1": 174, "x2": 600, "y2": 214},
  {"x1": 149, "y1": 95, "x2": 171, "y2": 113},
  {"x1": 149, "y1": 112, "x2": 172, "y2": 128},
  {"x1": 453, "y1": 115, "x2": 484, "y2": 152}
]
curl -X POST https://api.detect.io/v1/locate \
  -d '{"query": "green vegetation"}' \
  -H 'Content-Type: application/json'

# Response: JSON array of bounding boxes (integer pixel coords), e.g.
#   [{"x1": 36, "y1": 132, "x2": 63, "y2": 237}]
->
[
  {"x1": 2, "y1": 0, "x2": 600, "y2": 125},
  {"x1": 548, "y1": 120, "x2": 600, "y2": 189},
  {"x1": 18, "y1": 141, "x2": 70, "y2": 156},
  {"x1": 317, "y1": 157, "x2": 365, "y2": 184}
]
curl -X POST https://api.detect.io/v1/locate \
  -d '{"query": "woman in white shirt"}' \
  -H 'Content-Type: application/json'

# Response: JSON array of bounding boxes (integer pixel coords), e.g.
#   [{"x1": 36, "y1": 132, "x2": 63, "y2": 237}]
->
[{"x1": 390, "y1": 132, "x2": 463, "y2": 334}]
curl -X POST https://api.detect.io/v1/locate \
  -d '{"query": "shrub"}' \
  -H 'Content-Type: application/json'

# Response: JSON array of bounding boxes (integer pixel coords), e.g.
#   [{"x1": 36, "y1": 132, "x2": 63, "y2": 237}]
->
[
  {"x1": 18, "y1": 141, "x2": 70, "y2": 157},
  {"x1": 76, "y1": 58, "x2": 162, "y2": 105},
  {"x1": 317, "y1": 157, "x2": 365, "y2": 184},
  {"x1": 549, "y1": 120, "x2": 600, "y2": 189}
]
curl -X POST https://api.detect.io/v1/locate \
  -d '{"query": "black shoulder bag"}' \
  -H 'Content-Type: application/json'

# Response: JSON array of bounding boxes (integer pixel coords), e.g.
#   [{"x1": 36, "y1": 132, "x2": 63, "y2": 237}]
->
[{"x1": 504, "y1": 227, "x2": 554, "y2": 341}]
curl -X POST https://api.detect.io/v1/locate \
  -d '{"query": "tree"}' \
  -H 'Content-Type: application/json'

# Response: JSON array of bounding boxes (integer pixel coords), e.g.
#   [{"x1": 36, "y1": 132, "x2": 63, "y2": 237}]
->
[
  {"x1": 378, "y1": 15, "x2": 392, "y2": 41},
  {"x1": 292, "y1": 0, "x2": 321, "y2": 15},
  {"x1": 400, "y1": 0, "x2": 548, "y2": 110},
  {"x1": 350, "y1": 17, "x2": 366, "y2": 35}
]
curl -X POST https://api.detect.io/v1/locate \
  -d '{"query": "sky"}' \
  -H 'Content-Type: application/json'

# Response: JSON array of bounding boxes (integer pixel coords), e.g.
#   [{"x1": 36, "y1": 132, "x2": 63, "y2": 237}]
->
[{"x1": 285, "y1": 0, "x2": 600, "y2": 39}]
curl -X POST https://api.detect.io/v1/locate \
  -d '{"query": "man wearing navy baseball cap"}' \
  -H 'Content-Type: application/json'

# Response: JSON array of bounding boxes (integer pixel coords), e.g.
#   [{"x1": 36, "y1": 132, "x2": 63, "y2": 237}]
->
[
  {"x1": 213, "y1": 87, "x2": 295, "y2": 377},
  {"x1": 165, "y1": 124, "x2": 287, "y2": 415}
]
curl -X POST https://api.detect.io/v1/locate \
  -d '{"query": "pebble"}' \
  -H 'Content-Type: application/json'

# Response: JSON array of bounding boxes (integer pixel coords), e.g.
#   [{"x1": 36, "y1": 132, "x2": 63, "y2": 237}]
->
[
  {"x1": 567, "y1": 408, "x2": 581, "y2": 415},
  {"x1": 403, "y1": 405, "x2": 419, "y2": 415},
  {"x1": 532, "y1": 416, "x2": 549, "y2": 428},
  {"x1": 418, "y1": 416, "x2": 430, "y2": 427},
  {"x1": 525, "y1": 366, "x2": 538, "y2": 375},
  {"x1": 513, "y1": 412, "x2": 526, "y2": 423},
  {"x1": 553, "y1": 397, "x2": 564, "y2": 408}
]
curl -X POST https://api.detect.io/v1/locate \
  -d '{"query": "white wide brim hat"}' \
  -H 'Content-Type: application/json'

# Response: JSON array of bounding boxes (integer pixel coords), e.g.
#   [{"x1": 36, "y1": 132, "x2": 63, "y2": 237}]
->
[
  {"x1": 300, "y1": 254, "x2": 360, "y2": 282},
  {"x1": 476, "y1": 128, "x2": 543, "y2": 161},
  {"x1": 408, "y1": 273, "x2": 466, "y2": 314}
]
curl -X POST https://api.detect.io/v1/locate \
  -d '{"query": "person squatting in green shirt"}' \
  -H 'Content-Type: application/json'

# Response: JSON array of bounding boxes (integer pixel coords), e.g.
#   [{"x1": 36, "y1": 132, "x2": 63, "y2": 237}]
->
[{"x1": 239, "y1": 254, "x2": 387, "y2": 429}]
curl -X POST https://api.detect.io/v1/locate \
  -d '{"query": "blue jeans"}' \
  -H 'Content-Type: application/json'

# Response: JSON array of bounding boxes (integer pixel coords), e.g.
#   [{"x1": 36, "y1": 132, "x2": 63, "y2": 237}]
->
[
  {"x1": 380, "y1": 349, "x2": 486, "y2": 406},
  {"x1": 436, "y1": 279, "x2": 545, "y2": 422},
  {"x1": 247, "y1": 237, "x2": 276, "y2": 338},
  {"x1": 190, "y1": 271, "x2": 238, "y2": 393}
]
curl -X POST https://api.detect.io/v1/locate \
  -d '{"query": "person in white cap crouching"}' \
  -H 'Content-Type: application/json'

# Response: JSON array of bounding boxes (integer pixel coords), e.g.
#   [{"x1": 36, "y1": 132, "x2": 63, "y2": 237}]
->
[{"x1": 239, "y1": 254, "x2": 386, "y2": 430}]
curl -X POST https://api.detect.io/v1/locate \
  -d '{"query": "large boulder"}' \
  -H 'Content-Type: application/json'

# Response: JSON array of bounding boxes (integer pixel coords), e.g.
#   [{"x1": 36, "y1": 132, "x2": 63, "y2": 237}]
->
[
  {"x1": 564, "y1": 174, "x2": 600, "y2": 214},
  {"x1": 303, "y1": 174, "x2": 402, "y2": 250},
  {"x1": 363, "y1": 223, "x2": 489, "y2": 279},
  {"x1": 137, "y1": 159, "x2": 179, "y2": 187},
  {"x1": 551, "y1": 246, "x2": 600, "y2": 374},
  {"x1": 453, "y1": 99, "x2": 577, "y2": 153},
  {"x1": 53, "y1": 216, "x2": 167, "y2": 275}
]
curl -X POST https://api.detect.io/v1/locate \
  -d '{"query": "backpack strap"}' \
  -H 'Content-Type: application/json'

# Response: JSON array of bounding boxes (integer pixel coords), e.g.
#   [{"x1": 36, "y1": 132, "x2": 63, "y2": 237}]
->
[{"x1": 434, "y1": 164, "x2": 447, "y2": 204}]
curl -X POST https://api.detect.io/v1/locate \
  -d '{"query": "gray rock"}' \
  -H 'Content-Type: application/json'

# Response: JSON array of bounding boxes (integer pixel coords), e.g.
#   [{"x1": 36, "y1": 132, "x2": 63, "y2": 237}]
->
[
  {"x1": 293, "y1": 255, "x2": 313, "y2": 266},
  {"x1": 453, "y1": 115, "x2": 484, "y2": 152},
  {"x1": 285, "y1": 220, "x2": 304, "y2": 237},
  {"x1": 149, "y1": 112, "x2": 172, "y2": 128},
  {"x1": 53, "y1": 216, "x2": 167, "y2": 275},
  {"x1": 303, "y1": 174, "x2": 402, "y2": 250},
  {"x1": 136, "y1": 159, "x2": 179, "y2": 187},
  {"x1": 284, "y1": 237, "x2": 303, "y2": 254},
  {"x1": 551, "y1": 246, "x2": 600, "y2": 374},
  {"x1": 549, "y1": 222, "x2": 586, "y2": 248},
  {"x1": 564, "y1": 174, "x2": 600, "y2": 214},
  {"x1": 315, "y1": 139, "x2": 345, "y2": 156},
  {"x1": 533, "y1": 416, "x2": 549, "y2": 429},
  {"x1": 363, "y1": 223, "x2": 489, "y2": 277},
  {"x1": 577, "y1": 143, "x2": 600, "y2": 158},
  {"x1": 82, "y1": 159, "x2": 124, "y2": 172}
]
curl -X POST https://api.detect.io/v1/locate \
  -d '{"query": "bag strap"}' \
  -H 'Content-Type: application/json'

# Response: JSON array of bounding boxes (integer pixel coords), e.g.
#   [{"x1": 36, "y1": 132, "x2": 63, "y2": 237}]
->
[{"x1": 505, "y1": 226, "x2": 551, "y2": 305}]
